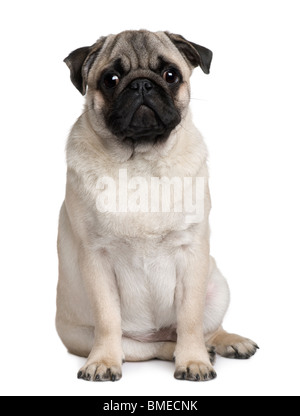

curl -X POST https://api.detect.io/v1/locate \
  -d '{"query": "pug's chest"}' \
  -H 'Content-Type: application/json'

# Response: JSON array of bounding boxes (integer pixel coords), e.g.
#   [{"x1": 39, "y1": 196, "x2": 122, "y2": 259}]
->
[
  {"x1": 88, "y1": 168, "x2": 203, "y2": 239},
  {"x1": 87, "y1": 177, "x2": 200, "y2": 333},
  {"x1": 94, "y1": 210, "x2": 187, "y2": 241}
]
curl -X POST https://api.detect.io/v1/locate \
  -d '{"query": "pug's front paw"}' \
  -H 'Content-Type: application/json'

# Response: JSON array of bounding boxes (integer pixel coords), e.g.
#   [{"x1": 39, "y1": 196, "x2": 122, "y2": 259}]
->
[
  {"x1": 174, "y1": 361, "x2": 217, "y2": 382},
  {"x1": 77, "y1": 360, "x2": 122, "y2": 382}
]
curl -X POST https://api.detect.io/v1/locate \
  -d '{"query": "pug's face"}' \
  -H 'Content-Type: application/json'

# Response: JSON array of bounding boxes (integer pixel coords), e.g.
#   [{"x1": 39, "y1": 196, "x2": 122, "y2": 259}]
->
[{"x1": 64, "y1": 30, "x2": 212, "y2": 153}]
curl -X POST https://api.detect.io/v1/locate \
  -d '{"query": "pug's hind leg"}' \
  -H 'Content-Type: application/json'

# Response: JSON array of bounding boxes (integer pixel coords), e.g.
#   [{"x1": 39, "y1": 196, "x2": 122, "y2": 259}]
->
[
  {"x1": 206, "y1": 326, "x2": 259, "y2": 360},
  {"x1": 56, "y1": 318, "x2": 94, "y2": 358}
]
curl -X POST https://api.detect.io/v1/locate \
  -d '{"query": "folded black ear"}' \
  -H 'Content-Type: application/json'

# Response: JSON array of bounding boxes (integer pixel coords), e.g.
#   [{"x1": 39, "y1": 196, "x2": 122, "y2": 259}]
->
[
  {"x1": 166, "y1": 33, "x2": 213, "y2": 74},
  {"x1": 64, "y1": 46, "x2": 91, "y2": 95},
  {"x1": 64, "y1": 37, "x2": 107, "y2": 95}
]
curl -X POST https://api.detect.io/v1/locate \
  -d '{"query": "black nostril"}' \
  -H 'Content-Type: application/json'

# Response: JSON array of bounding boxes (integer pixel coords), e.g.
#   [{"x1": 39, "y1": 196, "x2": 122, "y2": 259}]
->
[
  {"x1": 130, "y1": 79, "x2": 153, "y2": 94},
  {"x1": 143, "y1": 81, "x2": 153, "y2": 91},
  {"x1": 130, "y1": 81, "x2": 139, "y2": 90}
]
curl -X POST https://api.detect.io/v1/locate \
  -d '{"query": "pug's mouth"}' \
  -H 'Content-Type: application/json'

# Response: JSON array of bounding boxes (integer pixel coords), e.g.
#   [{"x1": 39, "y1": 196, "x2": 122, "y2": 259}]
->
[{"x1": 123, "y1": 104, "x2": 167, "y2": 143}]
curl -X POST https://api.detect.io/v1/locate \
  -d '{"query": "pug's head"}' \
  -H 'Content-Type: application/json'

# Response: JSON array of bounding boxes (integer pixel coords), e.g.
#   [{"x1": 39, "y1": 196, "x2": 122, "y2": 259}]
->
[{"x1": 64, "y1": 30, "x2": 212, "y2": 154}]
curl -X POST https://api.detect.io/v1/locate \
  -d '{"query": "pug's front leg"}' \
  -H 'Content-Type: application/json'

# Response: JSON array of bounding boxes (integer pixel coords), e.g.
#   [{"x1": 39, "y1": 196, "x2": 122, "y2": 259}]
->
[
  {"x1": 77, "y1": 248, "x2": 123, "y2": 382},
  {"x1": 174, "y1": 240, "x2": 216, "y2": 381}
]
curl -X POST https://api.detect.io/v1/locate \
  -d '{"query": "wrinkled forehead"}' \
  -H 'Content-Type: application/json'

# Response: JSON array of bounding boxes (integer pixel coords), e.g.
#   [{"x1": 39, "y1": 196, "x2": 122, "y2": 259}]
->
[{"x1": 91, "y1": 31, "x2": 190, "y2": 77}]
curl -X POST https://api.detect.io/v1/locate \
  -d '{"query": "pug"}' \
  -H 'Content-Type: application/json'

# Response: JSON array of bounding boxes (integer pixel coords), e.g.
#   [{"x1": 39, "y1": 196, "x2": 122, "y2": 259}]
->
[{"x1": 56, "y1": 30, "x2": 258, "y2": 382}]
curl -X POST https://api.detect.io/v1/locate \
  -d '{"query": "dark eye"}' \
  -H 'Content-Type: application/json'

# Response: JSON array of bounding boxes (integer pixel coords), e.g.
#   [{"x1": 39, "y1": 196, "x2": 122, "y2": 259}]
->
[
  {"x1": 163, "y1": 69, "x2": 180, "y2": 84},
  {"x1": 103, "y1": 73, "x2": 120, "y2": 89}
]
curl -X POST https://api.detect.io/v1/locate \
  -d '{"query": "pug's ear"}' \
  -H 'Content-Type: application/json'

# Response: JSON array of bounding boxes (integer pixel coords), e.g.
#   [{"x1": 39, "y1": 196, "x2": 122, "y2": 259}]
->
[
  {"x1": 64, "y1": 46, "x2": 91, "y2": 95},
  {"x1": 64, "y1": 37, "x2": 107, "y2": 95},
  {"x1": 166, "y1": 33, "x2": 213, "y2": 74}
]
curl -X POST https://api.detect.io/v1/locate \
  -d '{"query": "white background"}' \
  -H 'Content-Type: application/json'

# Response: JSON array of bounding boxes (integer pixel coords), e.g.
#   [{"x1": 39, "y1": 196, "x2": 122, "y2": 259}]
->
[{"x1": 1, "y1": 0, "x2": 300, "y2": 396}]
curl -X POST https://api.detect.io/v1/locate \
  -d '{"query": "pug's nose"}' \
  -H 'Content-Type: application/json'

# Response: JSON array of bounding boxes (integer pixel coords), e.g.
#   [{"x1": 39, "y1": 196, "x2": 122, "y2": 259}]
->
[{"x1": 130, "y1": 79, "x2": 153, "y2": 94}]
